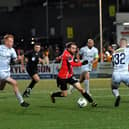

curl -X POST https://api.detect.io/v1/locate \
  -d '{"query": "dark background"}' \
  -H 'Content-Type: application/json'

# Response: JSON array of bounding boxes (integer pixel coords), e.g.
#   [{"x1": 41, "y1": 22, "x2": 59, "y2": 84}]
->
[{"x1": 0, "y1": 0, "x2": 129, "y2": 49}]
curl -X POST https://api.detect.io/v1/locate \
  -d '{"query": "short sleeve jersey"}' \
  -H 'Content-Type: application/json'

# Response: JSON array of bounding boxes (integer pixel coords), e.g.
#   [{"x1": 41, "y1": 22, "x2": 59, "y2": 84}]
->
[
  {"x1": 79, "y1": 46, "x2": 98, "y2": 63},
  {"x1": 112, "y1": 47, "x2": 129, "y2": 72},
  {"x1": 0, "y1": 45, "x2": 17, "y2": 72},
  {"x1": 25, "y1": 51, "x2": 43, "y2": 69}
]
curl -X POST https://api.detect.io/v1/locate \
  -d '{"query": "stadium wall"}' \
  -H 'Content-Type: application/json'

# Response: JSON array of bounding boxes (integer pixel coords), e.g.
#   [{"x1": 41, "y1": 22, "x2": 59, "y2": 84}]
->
[{"x1": 11, "y1": 63, "x2": 113, "y2": 79}]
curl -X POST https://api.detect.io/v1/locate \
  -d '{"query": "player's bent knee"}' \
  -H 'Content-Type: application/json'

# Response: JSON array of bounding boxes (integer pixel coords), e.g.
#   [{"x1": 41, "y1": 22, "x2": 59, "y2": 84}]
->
[
  {"x1": 33, "y1": 75, "x2": 40, "y2": 83},
  {"x1": 33, "y1": 77, "x2": 40, "y2": 83},
  {"x1": 111, "y1": 83, "x2": 118, "y2": 90}
]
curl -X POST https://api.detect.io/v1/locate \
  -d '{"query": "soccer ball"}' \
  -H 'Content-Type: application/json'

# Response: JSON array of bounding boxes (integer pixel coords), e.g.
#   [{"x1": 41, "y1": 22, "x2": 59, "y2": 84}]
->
[{"x1": 77, "y1": 97, "x2": 88, "y2": 108}]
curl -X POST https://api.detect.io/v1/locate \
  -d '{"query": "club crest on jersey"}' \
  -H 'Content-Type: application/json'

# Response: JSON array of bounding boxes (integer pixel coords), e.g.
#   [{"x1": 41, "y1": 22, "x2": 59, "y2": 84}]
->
[{"x1": 68, "y1": 56, "x2": 72, "y2": 62}]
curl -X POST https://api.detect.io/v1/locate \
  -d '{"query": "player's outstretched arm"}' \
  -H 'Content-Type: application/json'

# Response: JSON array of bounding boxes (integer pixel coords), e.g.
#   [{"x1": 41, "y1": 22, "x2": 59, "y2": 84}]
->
[
  {"x1": 68, "y1": 56, "x2": 82, "y2": 67},
  {"x1": 67, "y1": 56, "x2": 88, "y2": 67}
]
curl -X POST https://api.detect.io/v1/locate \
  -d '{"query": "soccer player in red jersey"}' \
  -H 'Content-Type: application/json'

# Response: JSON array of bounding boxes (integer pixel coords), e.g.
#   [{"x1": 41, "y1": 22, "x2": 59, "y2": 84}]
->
[{"x1": 51, "y1": 42, "x2": 97, "y2": 107}]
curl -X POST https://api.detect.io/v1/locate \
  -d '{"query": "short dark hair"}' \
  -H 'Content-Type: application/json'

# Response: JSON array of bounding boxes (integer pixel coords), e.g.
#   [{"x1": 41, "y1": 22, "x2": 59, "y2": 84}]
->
[
  {"x1": 34, "y1": 42, "x2": 41, "y2": 46},
  {"x1": 4, "y1": 34, "x2": 14, "y2": 40},
  {"x1": 66, "y1": 42, "x2": 77, "y2": 48},
  {"x1": 120, "y1": 38, "x2": 127, "y2": 42}
]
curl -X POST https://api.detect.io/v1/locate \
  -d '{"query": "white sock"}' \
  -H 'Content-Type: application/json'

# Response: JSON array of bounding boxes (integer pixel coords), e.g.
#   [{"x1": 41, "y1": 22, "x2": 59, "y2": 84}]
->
[
  {"x1": 112, "y1": 89, "x2": 119, "y2": 98},
  {"x1": 15, "y1": 92, "x2": 24, "y2": 104},
  {"x1": 84, "y1": 80, "x2": 90, "y2": 94},
  {"x1": 68, "y1": 85, "x2": 75, "y2": 94}
]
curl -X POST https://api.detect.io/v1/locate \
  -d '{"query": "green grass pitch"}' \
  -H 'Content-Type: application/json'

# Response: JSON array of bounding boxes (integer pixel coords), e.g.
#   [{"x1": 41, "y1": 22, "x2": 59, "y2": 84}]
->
[{"x1": 0, "y1": 79, "x2": 129, "y2": 129}]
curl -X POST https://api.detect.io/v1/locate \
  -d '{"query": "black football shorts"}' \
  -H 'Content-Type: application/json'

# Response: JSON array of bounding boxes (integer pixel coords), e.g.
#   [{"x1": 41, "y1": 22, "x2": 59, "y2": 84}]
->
[
  {"x1": 26, "y1": 66, "x2": 38, "y2": 77},
  {"x1": 57, "y1": 76, "x2": 78, "y2": 91}
]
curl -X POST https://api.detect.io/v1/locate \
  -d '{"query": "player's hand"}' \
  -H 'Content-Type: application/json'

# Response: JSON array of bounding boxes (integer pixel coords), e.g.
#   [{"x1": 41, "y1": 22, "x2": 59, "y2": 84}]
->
[
  {"x1": 56, "y1": 56, "x2": 61, "y2": 61},
  {"x1": 39, "y1": 58, "x2": 42, "y2": 62},
  {"x1": 39, "y1": 58, "x2": 44, "y2": 64},
  {"x1": 82, "y1": 60, "x2": 88, "y2": 65},
  {"x1": 56, "y1": 57, "x2": 60, "y2": 61},
  {"x1": 17, "y1": 55, "x2": 22, "y2": 61}
]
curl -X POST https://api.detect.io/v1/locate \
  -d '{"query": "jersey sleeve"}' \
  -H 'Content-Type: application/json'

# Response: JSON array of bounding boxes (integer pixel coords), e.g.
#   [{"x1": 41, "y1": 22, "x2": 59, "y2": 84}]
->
[
  {"x1": 11, "y1": 48, "x2": 17, "y2": 59},
  {"x1": 79, "y1": 48, "x2": 83, "y2": 55},
  {"x1": 67, "y1": 55, "x2": 82, "y2": 67},
  {"x1": 94, "y1": 48, "x2": 99, "y2": 59},
  {"x1": 40, "y1": 52, "x2": 43, "y2": 59},
  {"x1": 126, "y1": 48, "x2": 129, "y2": 63}
]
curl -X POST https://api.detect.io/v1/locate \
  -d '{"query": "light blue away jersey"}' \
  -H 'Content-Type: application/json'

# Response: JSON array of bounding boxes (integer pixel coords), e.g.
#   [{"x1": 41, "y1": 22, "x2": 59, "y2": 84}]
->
[{"x1": 0, "y1": 45, "x2": 17, "y2": 72}]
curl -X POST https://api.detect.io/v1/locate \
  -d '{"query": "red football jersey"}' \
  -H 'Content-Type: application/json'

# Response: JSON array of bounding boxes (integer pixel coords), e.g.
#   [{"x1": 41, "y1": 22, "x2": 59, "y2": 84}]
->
[{"x1": 58, "y1": 49, "x2": 82, "y2": 79}]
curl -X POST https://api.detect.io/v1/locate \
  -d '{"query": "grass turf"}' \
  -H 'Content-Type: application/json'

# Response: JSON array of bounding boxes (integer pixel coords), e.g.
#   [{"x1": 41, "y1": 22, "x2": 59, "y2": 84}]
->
[{"x1": 0, "y1": 79, "x2": 129, "y2": 129}]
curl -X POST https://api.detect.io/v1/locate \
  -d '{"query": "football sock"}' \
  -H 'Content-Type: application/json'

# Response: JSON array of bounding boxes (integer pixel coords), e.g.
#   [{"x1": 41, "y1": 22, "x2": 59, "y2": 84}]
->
[
  {"x1": 112, "y1": 89, "x2": 119, "y2": 97},
  {"x1": 82, "y1": 92, "x2": 93, "y2": 103},
  {"x1": 84, "y1": 80, "x2": 90, "y2": 94},
  {"x1": 28, "y1": 79, "x2": 37, "y2": 89},
  {"x1": 16, "y1": 91, "x2": 24, "y2": 104},
  {"x1": 69, "y1": 85, "x2": 75, "y2": 92},
  {"x1": 114, "y1": 96, "x2": 121, "y2": 107},
  {"x1": 52, "y1": 92, "x2": 64, "y2": 97}
]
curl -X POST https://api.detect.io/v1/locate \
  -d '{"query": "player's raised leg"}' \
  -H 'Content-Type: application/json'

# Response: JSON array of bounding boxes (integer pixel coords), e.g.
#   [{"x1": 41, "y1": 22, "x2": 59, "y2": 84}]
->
[
  {"x1": 111, "y1": 71, "x2": 121, "y2": 107},
  {"x1": 111, "y1": 82, "x2": 120, "y2": 107},
  {"x1": 80, "y1": 71, "x2": 90, "y2": 94},
  {"x1": 73, "y1": 82, "x2": 97, "y2": 107},
  {"x1": 23, "y1": 74, "x2": 40, "y2": 97},
  {"x1": 6, "y1": 77, "x2": 29, "y2": 107},
  {"x1": 51, "y1": 90, "x2": 67, "y2": 103},
  {"x1": 50, "y1": 77, "x2": 67, "y2": 103},
  {"x1": 68, "y1": 69, "x2": 90, "y2": 95}
]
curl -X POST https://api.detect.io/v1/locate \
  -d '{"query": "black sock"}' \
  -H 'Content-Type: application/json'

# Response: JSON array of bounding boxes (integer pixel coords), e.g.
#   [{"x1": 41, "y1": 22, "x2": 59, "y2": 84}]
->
[
  {"x1": 52, "y1": 92, "x2": 64, "y2": 97},
  {"x1": 82, "y1": 92, "x2": 93, "y2": 103},
  {"x1": 28, "y1": 79, "x2": 37, "y2": 89}
]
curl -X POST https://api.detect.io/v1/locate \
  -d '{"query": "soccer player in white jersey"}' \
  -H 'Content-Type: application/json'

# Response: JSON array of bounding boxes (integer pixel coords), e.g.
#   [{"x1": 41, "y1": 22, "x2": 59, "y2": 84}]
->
[
  {"x1": 0, "y1": 34, "x2": 29, "y2": 107},
  {"x1": 79, "y1": 39, "x2": 99, "y2": 94},
  {"x1": 68, "y1": 39, "x2": 99, "y2": 94},
  {"x1": 112, "y1": 38, "x2": 129, "y2": 107}
]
